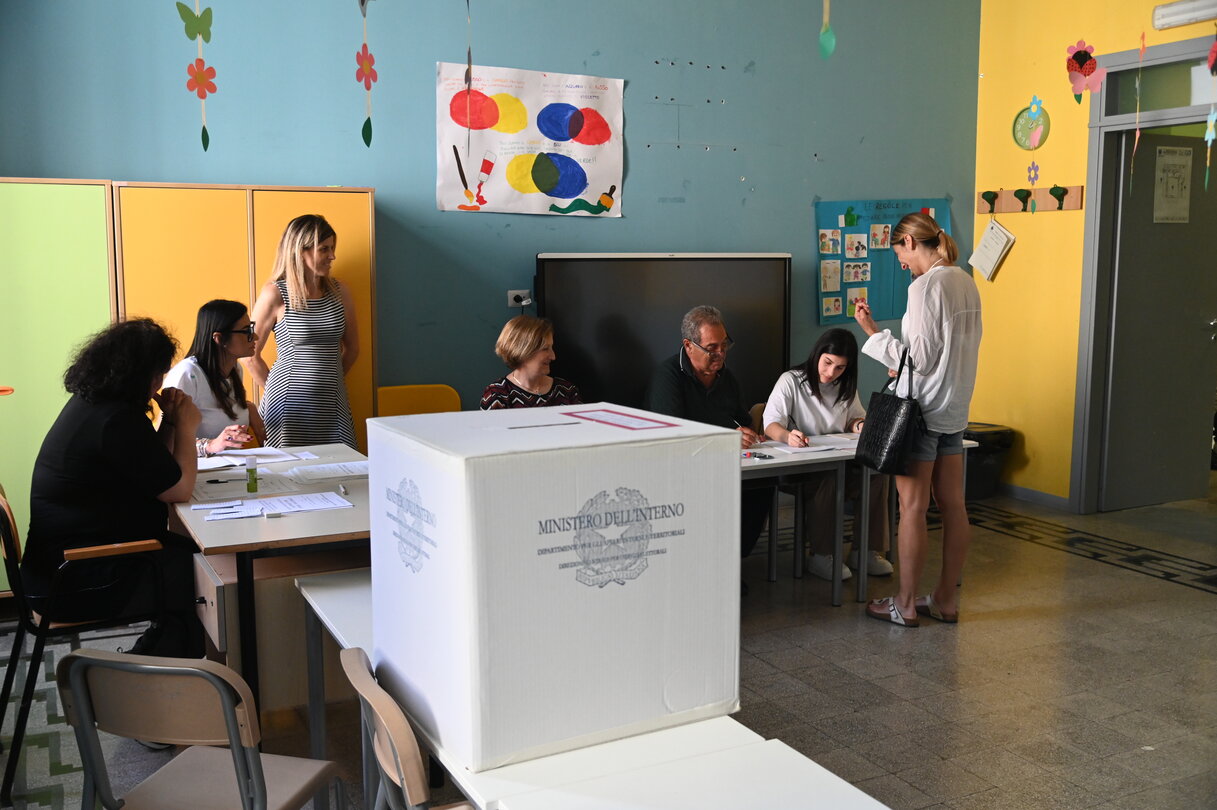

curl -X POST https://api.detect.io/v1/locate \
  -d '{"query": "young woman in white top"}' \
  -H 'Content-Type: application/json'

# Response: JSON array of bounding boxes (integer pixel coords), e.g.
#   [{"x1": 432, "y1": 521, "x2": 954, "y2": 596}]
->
[
  {"x1": 854, "y1": 212, "x2": 982, "y2": 627},
  {"x1": 763, "y1": 328, "x2": 890, "y2": 582},
  {"x1": 163, "y1": 299, "x2": 266, "y2": 457}
]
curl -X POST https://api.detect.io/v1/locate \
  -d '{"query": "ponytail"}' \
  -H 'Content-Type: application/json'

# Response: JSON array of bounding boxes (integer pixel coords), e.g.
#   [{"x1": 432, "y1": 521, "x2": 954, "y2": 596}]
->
[{"x1": 892, "y1": 213, "x2": 958, "y2": 265}]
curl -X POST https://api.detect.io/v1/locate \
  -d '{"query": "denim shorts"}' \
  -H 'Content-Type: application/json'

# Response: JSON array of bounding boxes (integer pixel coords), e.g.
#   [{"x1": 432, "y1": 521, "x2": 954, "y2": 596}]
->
[{"x1": 909, "y1": 424, "x2": 964, "y2": 462}]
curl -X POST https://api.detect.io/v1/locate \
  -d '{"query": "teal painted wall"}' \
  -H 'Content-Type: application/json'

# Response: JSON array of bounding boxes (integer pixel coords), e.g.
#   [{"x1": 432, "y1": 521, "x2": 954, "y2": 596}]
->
[{"x1": 0, "y1": 1, "x2": 980, "y2": 408}]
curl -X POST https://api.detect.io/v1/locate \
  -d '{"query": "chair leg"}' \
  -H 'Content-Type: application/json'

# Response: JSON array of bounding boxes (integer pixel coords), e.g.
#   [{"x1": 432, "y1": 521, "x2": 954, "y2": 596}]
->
[
  {"x1": 0, "y1": 626, "x2": 27, "y2": 755},
  {"x1": 1, "y1": 632, "x2": 48, "y2": 805}
]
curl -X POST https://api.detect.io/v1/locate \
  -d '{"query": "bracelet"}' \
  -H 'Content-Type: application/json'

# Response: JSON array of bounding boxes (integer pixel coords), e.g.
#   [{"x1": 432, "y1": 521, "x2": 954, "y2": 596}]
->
[{"x1": 196, "y1": 438, "x2": 212, "y2": 458}]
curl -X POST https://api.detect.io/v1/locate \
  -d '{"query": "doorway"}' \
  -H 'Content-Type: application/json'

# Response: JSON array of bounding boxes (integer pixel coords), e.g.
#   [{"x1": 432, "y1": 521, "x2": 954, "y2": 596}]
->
[{"x1": 1070, "y1": 35, "x2": 1217, "y2": 513}]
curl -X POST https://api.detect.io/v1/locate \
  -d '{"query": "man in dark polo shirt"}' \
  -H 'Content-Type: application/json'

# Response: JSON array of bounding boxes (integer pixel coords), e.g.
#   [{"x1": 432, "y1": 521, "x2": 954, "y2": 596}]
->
[{"x1": 645, "y1": 305, "x2": 773, "y2": 589}]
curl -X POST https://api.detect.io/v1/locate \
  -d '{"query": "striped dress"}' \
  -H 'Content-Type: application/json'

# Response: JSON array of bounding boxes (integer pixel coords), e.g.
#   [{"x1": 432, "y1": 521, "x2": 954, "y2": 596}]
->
[{"x1": 261, "y1": 280, "x2": 357, "y2": 449}]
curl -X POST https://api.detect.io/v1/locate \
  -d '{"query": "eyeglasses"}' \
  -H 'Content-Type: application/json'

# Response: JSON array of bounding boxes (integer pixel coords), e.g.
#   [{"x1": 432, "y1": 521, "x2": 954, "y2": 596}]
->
[
  {"x1": 688, "y1": 335, "x2": 734, "y2": 355},
  {"x1": 224, "y1": 323, "x2": 256, "y2": 337}
]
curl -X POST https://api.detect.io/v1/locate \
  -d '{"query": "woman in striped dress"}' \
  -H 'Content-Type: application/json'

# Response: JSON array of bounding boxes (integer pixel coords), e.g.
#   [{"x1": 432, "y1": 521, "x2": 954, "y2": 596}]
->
[{"x1": 247, "y1": 214, "x2": 359, "y2": 449}]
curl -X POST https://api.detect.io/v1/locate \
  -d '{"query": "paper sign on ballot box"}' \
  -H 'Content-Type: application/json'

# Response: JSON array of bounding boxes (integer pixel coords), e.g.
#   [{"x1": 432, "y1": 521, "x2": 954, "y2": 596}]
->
[{"x1": 368, "y1": 404, "x2": 741, "y2": 772}]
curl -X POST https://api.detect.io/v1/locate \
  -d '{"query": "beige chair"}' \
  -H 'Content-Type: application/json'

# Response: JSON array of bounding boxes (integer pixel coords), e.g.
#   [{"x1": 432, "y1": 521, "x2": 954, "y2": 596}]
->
[
  {"x1": 377, "y1": 384, "x2": 461, "y2": 417},
  {"x1": 57, "y1": 648, "x2": 340, "y2": 810},
  {"x1": 339, "y1": 647, "x2": 473, "y2": 810}
]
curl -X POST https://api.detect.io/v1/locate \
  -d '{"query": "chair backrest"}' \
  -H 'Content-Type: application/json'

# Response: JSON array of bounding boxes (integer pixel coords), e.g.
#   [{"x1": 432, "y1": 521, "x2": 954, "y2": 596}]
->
[
  {"x1": 749, "y1": 402, "x2": 765, "y2": 434},
  {"x1": 378, "y1": 384, "x2": 461, "y2": 417},
  {"x1": 339, "y1": 647, "x2": 429, "y2": 809},
  {"x1": 57, "y1": 649, "x2": 267, "y2": 808},
  {"x1": 0, "y1": 485, "x2": 25, "y2": 594}
]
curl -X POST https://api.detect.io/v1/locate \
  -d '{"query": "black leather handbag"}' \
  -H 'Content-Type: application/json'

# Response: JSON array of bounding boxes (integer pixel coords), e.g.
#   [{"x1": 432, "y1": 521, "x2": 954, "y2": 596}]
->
[{"x1": 856, "y1": 348, "x2": 922, "y2": 475}]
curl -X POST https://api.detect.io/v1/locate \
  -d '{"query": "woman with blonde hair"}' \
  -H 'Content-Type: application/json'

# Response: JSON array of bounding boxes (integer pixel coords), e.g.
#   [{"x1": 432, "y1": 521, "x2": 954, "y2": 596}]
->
[
  {"x1": 854, "y1": 212, "x2": 981, "y2": 627},
  {"x1": 480, "y1": 315, "x2": 581, "y2": 409},
  {"x1": 247, "y1": 214, "x2": 359, "y2": 448}
]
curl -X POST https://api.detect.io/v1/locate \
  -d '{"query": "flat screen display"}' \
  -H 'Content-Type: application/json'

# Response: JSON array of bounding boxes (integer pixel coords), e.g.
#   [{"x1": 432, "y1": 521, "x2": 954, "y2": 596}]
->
[{"x1": 535, "y1": 253, "x2": 791, "y2": 410}]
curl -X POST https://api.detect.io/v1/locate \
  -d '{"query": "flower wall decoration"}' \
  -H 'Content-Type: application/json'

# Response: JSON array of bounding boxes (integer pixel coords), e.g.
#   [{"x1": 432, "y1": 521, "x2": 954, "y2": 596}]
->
[
  {"x1": 1028, "y1": 95, "x2": 1042, "y2": 121},
  {"x1": 1027, "y1": 161, "x2": 1039, "y2": 186},
  {"x1": 1204, "y1": 107, "x2": 1215, "y2": 191},
  {"x1": 177, "y1": 1, "x2": 215, "y2": 151},
  {"x1": 357, "y1": 0, "x2": 376, "y2": 146},
  {"x1": 1066, "y1": 40, "x2": 1106, "y2": 104}
]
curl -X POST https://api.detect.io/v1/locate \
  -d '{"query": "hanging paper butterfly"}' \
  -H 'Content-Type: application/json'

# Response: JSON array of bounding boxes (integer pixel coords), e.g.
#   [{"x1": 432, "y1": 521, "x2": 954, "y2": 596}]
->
[{"x1": 176, "y1": 2, "x2": 212, "y2": 42}]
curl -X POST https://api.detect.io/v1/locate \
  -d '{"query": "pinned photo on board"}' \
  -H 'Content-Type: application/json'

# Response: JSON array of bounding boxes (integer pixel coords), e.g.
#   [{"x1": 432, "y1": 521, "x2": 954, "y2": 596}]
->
[
  {"x1": 845, "y1": 233, "x2": 868, "y2": 258},
  {"x1": 857, "y1": 261, "x2": 871, "y2": 281},
  {"x1": 869, "y1": 224, "x2": 891, "y2": 249},
  {"x1": 818, "y1": 228, "x2": 842, "y2": 255},
  {"x1": 846, "y1": 287, "x2": 868, "y2": 317},
  {"x1": 821, "y1": 260, "x2": 841, "y2": 292},
  {"x1": 822, "y1": 296, "x2": 843, "y2": 317}
]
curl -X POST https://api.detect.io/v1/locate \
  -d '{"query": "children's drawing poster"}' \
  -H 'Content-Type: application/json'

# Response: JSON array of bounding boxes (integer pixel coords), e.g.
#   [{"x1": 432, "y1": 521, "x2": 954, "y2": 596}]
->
[
  {"x1": 436, "y1": 62, "x2": 624, "y2": 217},
  {"x1": 813, "y1": 198, "x2": 952, "y2": 325}
]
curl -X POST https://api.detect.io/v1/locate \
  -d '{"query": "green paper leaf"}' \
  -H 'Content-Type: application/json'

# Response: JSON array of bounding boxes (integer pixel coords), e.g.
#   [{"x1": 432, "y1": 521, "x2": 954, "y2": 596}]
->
[
  {"x1": 818, "y1": 25, "x2": 835, "y2": 60},
  {"x1": 1074, "y1": 93, "x2": 1083, "y2": 104},
  {"x1": 1030, "y1": 199, "x2": 1037, "y2": 214},
  {"x1": 362, "y1": 117, "x2": 372, "y2": 147},
  {"x1": 201, "y1": 125, "x2": 210, "y2": 151}
]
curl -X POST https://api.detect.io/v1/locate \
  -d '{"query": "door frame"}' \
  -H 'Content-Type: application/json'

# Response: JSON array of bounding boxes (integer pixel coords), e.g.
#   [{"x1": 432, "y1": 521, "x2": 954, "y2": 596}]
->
[{"x1": 1070, "y1": 35, "x2": 1215, "y2": 513}]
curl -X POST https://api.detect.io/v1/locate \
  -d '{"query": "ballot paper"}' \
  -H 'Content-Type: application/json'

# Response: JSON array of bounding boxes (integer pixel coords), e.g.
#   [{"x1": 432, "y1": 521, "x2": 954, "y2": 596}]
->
[
  {"x1": 251, "y1": 491, "x2": 354, "y2": 514},
  {"x1": 204, "y1": 505, "x2": 264, "y2": 521},
  {"x1": 216, "y1": 447, "x2": 300, "y2": 464},
  {"x1": 198, "y1": 456, "x2": 241, "y2": 471},
  {"x1": 765, "y1": 433, "x2": 859, "y2": 453},
  {"x1": 289, "y1": 461, "x2": 369, "y2": 481}
]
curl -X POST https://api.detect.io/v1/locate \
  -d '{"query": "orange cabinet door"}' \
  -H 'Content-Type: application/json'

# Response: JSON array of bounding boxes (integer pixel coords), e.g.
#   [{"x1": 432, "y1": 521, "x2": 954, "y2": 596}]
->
[
  {"x1": 252, "y1": 189, "x2": 375, "y2": 451},
  {"x1": 116, "y1": 186, "x2": 252, "y2": 358}
]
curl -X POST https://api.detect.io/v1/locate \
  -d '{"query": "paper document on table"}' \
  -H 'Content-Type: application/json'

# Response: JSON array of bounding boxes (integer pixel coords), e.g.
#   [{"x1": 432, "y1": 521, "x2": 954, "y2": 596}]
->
[
  {"x1": 290, "y1": 461, "x2": 369, "y2": 481},
  {"x1": 253, "y1": 492, "x2": 354, "y2": 514},
  {"x1": 216, "y1": 447, "x2": 299, "y2": 463},
  {"x1": 204, "y1": 505, "x2": 263, "y2": 521},
  {"x1": 198, "y1": 456, "x2": 241, "y2": 471},
  {"x1": 192, "y1": 474, "x2": 302, "y2": 503},
  {"x1": 766, "y1": 433, "x2": 858, "y2": 453}
]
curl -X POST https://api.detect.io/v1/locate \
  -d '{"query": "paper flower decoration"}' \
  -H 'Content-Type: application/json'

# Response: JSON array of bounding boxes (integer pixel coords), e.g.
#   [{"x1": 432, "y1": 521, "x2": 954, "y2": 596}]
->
[
  {"x1": 356, "y1": 44, "x2": 378, "y2": 91},
  {"x1": 1206, "y1": 108, "x2": 1216, "y2": 147},
  {"x1": 1208, "y1": 41, "x2": 1216, "y2": 75},
  {"x1": 186, "y1": 58, "x2": 217, "y2": 99},
  {"x1": 1027, "y1": 161, "x2": 1040, "y2": 186},
  {"x1": 1066, "y1": 40, "x2": 1107, "y2": 103},
  {"x1": 1028, "y1": 95, "x2": 1042, "y2": 121}
]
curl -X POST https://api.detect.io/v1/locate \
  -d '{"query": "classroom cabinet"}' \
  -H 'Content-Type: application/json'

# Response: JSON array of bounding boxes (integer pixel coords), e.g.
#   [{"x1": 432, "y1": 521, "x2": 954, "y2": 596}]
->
[
  {"x1": 115, "y1": 183, "x2": 377, "y2": 451},
  {"x1": 0, "y1": 179, "x2": 116, "y2": 592}
]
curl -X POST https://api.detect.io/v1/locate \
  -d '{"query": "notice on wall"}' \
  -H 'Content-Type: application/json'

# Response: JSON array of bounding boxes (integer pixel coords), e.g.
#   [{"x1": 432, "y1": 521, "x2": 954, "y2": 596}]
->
[
  {"x1": 436, "y1": 62, "x2": 624, "y2": 217},
  {"x1": 1153, "y1": 147, "x2": 1192, "y2": 224}
]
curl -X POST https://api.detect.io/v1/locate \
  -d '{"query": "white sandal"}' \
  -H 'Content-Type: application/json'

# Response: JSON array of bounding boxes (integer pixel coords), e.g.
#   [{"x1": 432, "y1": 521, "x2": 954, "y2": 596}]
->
[{"x1": 866, "y1": 597, "x2": 919, "y2": 627}]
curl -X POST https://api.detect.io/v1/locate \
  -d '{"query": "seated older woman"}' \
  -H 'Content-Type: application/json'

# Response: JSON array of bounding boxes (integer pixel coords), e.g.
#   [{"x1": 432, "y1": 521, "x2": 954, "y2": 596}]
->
[
  {"x1": 480, "y1": 315, "x2": 582, "y2": 409},
  {"x1": 23, "y1": 318, "x2": 204, "y2": 657}
]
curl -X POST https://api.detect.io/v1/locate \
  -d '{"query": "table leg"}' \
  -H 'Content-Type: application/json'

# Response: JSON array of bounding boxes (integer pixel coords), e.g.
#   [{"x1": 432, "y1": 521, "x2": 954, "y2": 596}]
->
[
  {"x1": 304, "y1": 606, "x2": 330, "y2": 810},
  {"x1": 236, "y1": 551, "x2": 260, "y2": 708},
  {"x1": 767, "y1": 487, "x2": 778, "y2": 583},
  {"x1": 793, "y1": 484, "x2": 804, "y2": 579},
  {"x1": 857, "y1": 467, "x2": 870, "y2": 603},
  {"x1": 832, "y1": 463, "x2": 845, "y2": 606}
]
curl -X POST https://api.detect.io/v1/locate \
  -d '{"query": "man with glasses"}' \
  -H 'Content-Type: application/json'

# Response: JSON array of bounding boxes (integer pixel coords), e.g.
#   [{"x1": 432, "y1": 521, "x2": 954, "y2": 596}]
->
[{"x1": 645, "y1": 305, "x2": 772, "y2": 592}]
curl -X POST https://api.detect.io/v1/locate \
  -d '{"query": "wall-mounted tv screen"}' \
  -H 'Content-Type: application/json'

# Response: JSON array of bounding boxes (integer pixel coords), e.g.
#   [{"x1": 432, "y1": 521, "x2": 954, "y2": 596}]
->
[{"x1": 535, "y1": 253, "x2": 791, "y2": 410}]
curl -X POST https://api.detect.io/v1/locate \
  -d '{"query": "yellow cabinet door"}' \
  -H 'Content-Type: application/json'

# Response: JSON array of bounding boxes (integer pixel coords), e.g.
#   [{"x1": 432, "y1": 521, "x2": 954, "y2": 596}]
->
[
  {"x1": 116, "y1": 186, "x2": 252, "y2": 359},
  {"x1": 251, "y1": 189, "x2": 375, "y2": 452}
]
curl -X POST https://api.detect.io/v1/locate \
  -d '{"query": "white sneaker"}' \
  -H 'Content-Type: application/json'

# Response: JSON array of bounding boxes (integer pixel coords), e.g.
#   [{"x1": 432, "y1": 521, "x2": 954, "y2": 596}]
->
[
  {"x1": 848, "y1": 550, "x2": 895, "y2": 577},
  {"x1": 808, "y1": 553, "x2": 852, "y2": 581}
]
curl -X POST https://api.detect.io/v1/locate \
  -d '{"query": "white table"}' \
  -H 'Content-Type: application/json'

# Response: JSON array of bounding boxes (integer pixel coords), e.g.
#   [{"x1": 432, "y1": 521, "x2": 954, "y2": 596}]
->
[
  {"x1": 174, "y1": 443, "x2": 370, "y2": 705},
  {"x1": 498, "y1": 739, "x2": 890, "y2": 810}
]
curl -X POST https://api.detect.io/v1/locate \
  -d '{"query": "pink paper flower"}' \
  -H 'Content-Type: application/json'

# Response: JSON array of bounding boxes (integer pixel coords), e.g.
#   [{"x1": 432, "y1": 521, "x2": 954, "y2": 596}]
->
[
  {"x1": 186, "y1": 58, "x2": 217, "y2": 99},
  {"x1": 356, "y1": 43, "x2": 378, "y2": 91},
  {"x1": 1066, "y1": 40, "x2": 1106, "y2": 96}
]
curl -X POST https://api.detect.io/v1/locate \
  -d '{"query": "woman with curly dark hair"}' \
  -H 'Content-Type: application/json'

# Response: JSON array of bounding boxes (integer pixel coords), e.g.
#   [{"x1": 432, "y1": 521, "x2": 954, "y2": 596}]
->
[{"x1": 23, "y1": 318, "x2": 204, "y2": 656}]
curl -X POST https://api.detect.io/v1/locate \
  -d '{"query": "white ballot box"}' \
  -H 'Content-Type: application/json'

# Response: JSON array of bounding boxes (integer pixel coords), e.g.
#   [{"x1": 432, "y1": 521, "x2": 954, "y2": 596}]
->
[{"x1": 369, "y1": 404, "x2": 741, "y2": 772}]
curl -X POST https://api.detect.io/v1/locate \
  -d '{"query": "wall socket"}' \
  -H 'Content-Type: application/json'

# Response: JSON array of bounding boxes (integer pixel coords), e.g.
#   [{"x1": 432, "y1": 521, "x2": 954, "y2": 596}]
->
[{"x1": 507, "y1": 289, "x2": 532, "y2": 307}]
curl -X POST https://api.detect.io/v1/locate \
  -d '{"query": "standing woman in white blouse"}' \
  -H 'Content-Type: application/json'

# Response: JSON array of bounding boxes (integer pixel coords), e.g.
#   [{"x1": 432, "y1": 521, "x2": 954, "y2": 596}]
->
[
  {"x1": 762, "y1": 328, "x2": 891, "y2": 581},
  {"x1": 854, "y1": 213, "x2": 982, "y2": 627}
]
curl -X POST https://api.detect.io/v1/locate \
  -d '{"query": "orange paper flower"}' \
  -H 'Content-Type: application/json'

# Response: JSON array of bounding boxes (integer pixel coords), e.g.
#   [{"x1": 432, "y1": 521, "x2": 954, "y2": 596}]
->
[
  {"x1": 356, "y1": 44, "x2": 378, "y2": 91},
  {"x1": 186, "y1": 58, "x2": 217, "y2": 99}
]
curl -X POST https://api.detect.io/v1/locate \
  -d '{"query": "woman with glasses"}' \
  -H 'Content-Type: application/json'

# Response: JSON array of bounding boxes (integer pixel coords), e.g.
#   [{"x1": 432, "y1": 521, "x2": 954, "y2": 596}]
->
[
  {"x1": 854, "y1": 212, "x2": 982, "y2": 627},
  {"x1": 247, "y1": 214, "x2": 359, "y2": 448},
  {"x1": 762, "y1": 328, "x2": 891, "y2": 582},
  {"x1": 164, "y1": 299, "x2": 265, "y2": 457},
  {"x1": 481, "y1": 315, "x2": 582, "y2": 409}
]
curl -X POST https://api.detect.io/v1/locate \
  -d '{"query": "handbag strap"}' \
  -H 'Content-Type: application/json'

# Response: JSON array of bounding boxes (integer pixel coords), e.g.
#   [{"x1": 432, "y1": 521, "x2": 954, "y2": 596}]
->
[{"x1": 892, "y1": 348, "x2": 914, "y2": 400}]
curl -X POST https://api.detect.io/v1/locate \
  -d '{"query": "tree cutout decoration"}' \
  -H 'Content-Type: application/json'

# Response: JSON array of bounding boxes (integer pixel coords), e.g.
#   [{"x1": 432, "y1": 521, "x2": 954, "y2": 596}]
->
[
  {"x1": 177, "y1": 2, "x2": 215, "y2": 151},
  {"x1": 356, "y1": 0, "x2": 378, "y2": 146}
]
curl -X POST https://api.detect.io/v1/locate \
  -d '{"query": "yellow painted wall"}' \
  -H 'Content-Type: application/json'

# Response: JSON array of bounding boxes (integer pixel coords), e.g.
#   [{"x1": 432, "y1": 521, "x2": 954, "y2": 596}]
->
[{"x1": 973, "y1": 1, "x2": 1212, "y2": 498}]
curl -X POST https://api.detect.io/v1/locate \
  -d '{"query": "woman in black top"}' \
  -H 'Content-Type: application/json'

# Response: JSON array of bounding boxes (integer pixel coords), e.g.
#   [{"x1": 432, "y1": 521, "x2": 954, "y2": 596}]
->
[
  {"x1": 23, "y1": 319, "x2": 204, "y2": 656},
  {"x1": 481, "y1": 315, "x2": 582, "y2": 409}
]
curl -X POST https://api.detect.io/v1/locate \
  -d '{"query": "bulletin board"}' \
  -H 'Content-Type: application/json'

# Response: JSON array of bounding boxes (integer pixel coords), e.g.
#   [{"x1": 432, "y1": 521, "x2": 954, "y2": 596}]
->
[{"x1": 813, "y1": 198, "x2": 951, "y2": 325}]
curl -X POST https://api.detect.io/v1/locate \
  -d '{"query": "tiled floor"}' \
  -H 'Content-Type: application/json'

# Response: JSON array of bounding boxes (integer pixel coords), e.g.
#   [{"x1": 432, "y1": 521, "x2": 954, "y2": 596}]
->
[{"x1": 733, "y1": 478, "x2": 1217, "y2": 809}]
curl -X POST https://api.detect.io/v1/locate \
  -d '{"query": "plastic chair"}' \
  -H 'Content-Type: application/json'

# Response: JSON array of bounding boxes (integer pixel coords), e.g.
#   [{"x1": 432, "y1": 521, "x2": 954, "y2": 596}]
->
[
  {"x1": 377, "y1": 385, "x2": 460, "y2": 417},
  {"x1": 0, "y1": 485, "x2": 166, "y2": 806},
  {"x1": 57, "y1": 648, "x2": 340, "y2": 810},
  {"x1": 339, "y1": 647, "x2": 472, "y2": 810}
]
